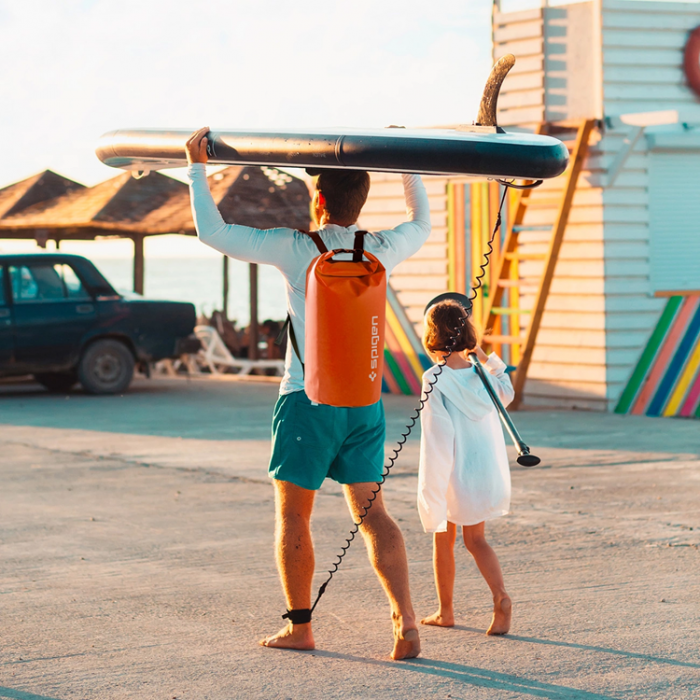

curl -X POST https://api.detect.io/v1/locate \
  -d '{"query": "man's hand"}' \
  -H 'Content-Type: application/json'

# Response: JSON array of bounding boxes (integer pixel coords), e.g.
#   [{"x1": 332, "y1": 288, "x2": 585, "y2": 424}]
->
[{"x1": 186, "y1": 127, "x2": 210, "y2": 165}]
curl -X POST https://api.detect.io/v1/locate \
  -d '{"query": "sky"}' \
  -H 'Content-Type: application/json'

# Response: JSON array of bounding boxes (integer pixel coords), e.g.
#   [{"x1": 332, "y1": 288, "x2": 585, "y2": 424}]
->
[{"x1": 0, "y1": 0, "x2": 541, "y2": 257}]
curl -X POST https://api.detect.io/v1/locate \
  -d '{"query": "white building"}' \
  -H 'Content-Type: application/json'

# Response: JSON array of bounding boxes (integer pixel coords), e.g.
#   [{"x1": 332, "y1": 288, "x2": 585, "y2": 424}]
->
[{"x1": 364, "y1": 0, "x2": 700, "y2": 416}]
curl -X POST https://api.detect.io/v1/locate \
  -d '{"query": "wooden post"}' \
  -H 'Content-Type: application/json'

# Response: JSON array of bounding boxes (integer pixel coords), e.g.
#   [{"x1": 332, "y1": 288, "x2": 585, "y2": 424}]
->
[
  {"x1": 249, "y1": 262, "x2": 259, "y2": 360},
  {"x1": 222, "y1": 255, "x2": 229, "y2": 318},
  {"x1": 133, "y1": 235, "x2": 145, "y2": 295}
]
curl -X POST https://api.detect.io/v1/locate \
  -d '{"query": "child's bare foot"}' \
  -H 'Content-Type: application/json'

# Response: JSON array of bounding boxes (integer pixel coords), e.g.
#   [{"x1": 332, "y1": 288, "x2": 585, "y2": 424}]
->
[
  {"x1": 259, "y1": 622, "x2": 315, "y2": 650},
  {"x1": 391, "y1": 615, "x2": 421, "y2": 660},
  {"x1": 486, "y1": 595, "x2": 511, "y2": 635},
  {"x1": 421, "y1": 610, "x2": 455, "y2": 627}
]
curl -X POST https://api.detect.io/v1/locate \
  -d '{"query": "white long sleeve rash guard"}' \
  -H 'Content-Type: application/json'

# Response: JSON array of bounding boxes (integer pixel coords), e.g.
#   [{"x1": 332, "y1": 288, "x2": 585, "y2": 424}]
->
[{"x1": 187, "y1": 164, "x2": 431, "y2": 395}]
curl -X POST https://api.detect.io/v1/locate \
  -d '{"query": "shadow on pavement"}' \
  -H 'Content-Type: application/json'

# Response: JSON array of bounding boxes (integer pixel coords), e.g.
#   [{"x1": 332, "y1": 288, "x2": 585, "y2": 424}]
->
[
  {"x1": 453, "y1": 626, "x2": 700, "y2": 670},
  {"x1": 313, "y1": 650, "x2": 617, "y2": 699},
  {"x1": 1, "y1": 377, "x2": 698, "y2": 456},
  {"x1": 0, "y1": 687, "x2": 64, "y2": 700}
]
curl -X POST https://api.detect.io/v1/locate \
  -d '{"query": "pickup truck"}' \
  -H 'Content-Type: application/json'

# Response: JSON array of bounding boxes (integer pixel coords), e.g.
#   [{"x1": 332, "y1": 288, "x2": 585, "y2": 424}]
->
[{"x1": 0, "y1": 253, "x2": 197, "y2": 394}]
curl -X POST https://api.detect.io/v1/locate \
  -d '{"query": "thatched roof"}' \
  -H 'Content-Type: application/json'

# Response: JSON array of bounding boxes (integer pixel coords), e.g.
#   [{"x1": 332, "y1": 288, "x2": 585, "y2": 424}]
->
[
  {"x1": 0, "y1": 171, "x2": 186, "y2": 237},
  {"x1": 0, "y1": 166, "x2": 311, "y2": 241},
  {"x1": 0, "y1": 170, "x2": 84, "y2": 219},
  {"x1": 212, "y1": 166, "x2": 311, "y2": 230}
]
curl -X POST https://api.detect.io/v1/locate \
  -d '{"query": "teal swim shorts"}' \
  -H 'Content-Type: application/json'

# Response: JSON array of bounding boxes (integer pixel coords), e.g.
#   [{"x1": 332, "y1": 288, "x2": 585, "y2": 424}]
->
[{"x1": 268, "y1": 390, "x2": 386, "y2": 491}]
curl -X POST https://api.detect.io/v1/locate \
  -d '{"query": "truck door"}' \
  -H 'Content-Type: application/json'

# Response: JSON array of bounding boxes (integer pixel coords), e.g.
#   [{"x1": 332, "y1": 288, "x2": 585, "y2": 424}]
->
[
  {"x1": 10, "y1": 262, "x2": 97, "y2": 370},
  {"x1": 0, "y1": 265, "x2": 14, "y2": 366}
]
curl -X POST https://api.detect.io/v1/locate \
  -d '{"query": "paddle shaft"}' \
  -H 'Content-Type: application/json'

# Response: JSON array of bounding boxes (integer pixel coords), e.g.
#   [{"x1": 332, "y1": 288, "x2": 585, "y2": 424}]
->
[{"x1": 467, "y1": 352, "x2": 537, "y2": 462}]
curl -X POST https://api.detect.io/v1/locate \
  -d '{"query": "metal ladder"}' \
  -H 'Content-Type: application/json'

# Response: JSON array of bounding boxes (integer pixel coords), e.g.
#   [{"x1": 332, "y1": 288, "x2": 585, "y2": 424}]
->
[{"x1": 483, "y1": 118, "x2": 596, "y2": 409}]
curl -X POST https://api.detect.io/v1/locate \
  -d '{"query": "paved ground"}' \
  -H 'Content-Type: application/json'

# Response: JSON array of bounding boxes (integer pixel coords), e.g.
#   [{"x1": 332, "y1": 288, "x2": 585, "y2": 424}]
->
[{"x1": 0, "y1": 376, "x2": 699, "y2": 700}]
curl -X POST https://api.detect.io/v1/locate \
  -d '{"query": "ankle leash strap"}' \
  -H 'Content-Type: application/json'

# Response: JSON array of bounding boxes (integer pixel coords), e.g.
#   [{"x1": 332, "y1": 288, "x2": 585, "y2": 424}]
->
[{"x1": 282, "y1": 608, "x2": 312, "y2": 625}]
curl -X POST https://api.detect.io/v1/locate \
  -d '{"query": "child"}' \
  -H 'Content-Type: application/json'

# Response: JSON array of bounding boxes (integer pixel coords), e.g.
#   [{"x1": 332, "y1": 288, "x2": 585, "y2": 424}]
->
[{"x1": 418, "y1": 299, "x2": 514, "y2": 635}]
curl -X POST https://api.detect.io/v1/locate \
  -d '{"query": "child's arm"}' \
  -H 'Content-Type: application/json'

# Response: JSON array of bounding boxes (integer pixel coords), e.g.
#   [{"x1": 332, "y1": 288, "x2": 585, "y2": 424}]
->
[
  {"x1": 480, "y1": 352, "x2": 515, "y2": 408},
  {"x1": 418, "y1": 377, "x2": 456, "y2": 533}
]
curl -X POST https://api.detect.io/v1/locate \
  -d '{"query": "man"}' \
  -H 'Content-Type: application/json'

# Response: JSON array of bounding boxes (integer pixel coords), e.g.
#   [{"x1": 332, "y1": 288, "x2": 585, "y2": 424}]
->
[{"x1": 185, "y1": 127, "x2": 430, "y2": 660}]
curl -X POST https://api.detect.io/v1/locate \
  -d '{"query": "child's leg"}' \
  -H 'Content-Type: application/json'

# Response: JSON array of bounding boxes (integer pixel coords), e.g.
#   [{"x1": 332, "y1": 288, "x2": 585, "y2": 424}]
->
[
  {"x1": 421, "y1": 521, "x2": 457, "y2": 627},
  {"x1": 462, "y1": 522, "x2": 511, "y2": 635}
]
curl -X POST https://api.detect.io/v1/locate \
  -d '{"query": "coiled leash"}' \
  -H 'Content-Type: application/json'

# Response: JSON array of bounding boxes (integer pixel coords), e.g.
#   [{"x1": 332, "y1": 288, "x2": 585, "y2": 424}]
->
[{"x1": 284, "y1": 179, "x2": 542, "y2": 625}]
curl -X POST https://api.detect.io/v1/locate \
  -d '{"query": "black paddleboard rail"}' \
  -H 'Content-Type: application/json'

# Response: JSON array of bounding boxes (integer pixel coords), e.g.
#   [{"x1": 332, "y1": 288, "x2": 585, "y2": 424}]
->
[{"x1": 95, "y1": 127, "x2": 569, "y2": 180}]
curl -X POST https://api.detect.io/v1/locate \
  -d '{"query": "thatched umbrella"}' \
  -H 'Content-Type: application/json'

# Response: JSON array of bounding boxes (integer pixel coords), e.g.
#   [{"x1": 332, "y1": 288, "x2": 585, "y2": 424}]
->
[
  {"x1": 0, "y1": 166, "x2": 311, "y2": 357},
  {"x1": 205, "y1": 166, "x2": 311, "y2": 357}
]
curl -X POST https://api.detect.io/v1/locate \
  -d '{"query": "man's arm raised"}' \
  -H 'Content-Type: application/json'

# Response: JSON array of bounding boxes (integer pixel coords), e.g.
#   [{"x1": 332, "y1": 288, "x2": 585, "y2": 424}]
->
[
  {"x1": 185, "y1": 127, "x2": 295, "y2": 266},
  {"x1": 378, "y1": 174, "x2": 431, "y2": 268}
]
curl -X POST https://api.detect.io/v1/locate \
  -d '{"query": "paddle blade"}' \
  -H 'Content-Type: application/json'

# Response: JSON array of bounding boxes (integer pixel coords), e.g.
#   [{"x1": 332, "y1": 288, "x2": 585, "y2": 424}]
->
[{"x1": 517, "y1": 454, "x2": 541, "y2": 468}]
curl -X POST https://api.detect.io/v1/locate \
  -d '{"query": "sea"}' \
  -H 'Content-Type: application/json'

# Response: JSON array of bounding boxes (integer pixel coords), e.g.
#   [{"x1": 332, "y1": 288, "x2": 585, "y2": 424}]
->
[{"x1": 92, "y1": 257, "x2": 288, "y2": 326}]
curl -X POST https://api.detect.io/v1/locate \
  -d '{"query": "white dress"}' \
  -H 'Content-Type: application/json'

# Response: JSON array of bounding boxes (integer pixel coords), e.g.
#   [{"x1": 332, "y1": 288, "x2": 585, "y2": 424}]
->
[{"x1": 417, "y1": 354, "x2": 514, "y2": 533}]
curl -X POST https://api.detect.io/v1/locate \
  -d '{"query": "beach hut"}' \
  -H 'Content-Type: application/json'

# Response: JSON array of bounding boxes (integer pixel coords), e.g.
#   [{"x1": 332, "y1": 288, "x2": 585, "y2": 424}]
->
[{"x1": 366, "y1": 0, "x2": 700, "y2": 417}]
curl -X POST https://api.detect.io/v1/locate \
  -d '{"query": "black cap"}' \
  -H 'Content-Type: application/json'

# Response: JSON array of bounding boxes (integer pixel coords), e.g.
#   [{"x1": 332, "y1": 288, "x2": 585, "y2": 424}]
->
[{"x1": 424, "y1": 292, "x2": 472, "y2": 316}]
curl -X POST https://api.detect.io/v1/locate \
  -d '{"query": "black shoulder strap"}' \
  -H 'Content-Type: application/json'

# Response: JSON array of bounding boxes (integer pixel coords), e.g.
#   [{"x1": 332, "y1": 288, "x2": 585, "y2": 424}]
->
[
  {"x1": 307, "y1": 230, "x2": 328, "y2": 254},
  {"x1": 275, "y1": 314, "x2": 304, "y2": 376},
  {"x1": 353, "y1": 230, "x2": 367, "y2": 262}
]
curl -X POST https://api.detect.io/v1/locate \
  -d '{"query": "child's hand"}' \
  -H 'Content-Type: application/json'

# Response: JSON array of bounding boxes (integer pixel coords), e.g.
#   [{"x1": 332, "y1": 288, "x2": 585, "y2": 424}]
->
[{"x1": 473, "y1": 345, "x2": 489, "y2": 363}]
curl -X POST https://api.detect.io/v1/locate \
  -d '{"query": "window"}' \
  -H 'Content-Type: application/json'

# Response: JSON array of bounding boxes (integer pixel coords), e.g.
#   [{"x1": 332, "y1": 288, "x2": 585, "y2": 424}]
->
[
  {"x1": 10, "y1": 264, "x2": 91, "y2": 302},
  {"x1": 649, "y1": 153, "x2": 700, "y2": 293},
  {"x1": 56, "y1": 264, "x2": 90, "y2": 299},
  {"x1": 10, "y1": 266, "x2": 40, "y2": 301}
]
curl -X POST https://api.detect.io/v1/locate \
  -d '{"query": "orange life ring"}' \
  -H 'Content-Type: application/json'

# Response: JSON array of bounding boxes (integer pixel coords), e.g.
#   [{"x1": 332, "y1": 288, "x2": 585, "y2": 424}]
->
[{"x1": 684, "y1": 26, "x2": 700, "y2": 98}]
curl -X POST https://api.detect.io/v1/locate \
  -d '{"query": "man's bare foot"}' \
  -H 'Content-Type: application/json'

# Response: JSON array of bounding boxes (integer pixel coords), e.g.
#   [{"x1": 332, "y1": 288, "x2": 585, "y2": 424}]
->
[
  {"x1": 486, "y1": 596, "x2": 511, "y2": 636},
  {"x1": 420, "y1": 610, "x2": 455, "y2": 627},
  {"x1": 391, "y1": 616, "x2": 421, "y2": 660},
  {"x1": 259, "y1": 622, "x2": 315, "y2": 650}
]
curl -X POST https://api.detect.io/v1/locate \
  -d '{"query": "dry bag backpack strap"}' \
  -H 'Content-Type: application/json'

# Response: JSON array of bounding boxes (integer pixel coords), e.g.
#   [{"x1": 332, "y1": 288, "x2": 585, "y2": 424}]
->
[
  {"x1": 353, "y1": 230, "x2": 368, "y2": 262},
  {"x1": 274, "y1": 229, "x2": 327, "y2": 377},
  {"x1": 307, "y1": 230, "x2": 329, "y2": 254},
  {"x1": 276, "y1": 314, "x2": 304, "y2": 376}
]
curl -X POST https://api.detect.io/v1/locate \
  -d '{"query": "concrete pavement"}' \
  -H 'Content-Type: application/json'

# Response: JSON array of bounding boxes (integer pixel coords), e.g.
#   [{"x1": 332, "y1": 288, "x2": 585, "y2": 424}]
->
[{"x1": 0, "y1": 377, "x2": 698, "y2": 699}]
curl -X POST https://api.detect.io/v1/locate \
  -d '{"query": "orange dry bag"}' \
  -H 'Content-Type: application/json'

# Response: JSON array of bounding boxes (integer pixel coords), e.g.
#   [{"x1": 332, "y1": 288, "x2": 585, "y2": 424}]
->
[{"x1": 303, "y1": 231, "x2": 386, "y2": 407}]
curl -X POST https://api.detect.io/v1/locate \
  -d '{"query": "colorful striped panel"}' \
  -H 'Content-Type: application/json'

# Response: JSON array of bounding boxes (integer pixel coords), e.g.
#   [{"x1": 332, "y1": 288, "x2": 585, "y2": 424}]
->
[
  {"x1": 382, "y1": 284, "x2": 433, "y2": 395},
  {"x1": 615, "y1": 295, "x2": 700, "y2": 418}
]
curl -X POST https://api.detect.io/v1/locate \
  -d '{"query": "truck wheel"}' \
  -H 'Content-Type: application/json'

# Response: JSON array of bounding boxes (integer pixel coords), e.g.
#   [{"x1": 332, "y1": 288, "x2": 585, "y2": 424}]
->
[
  {"x1": 78, "y1": 339, "x2": 135, "y2": 395},
  {"x1": 34, "y1": 372, "x2": 78, "y2": 393}
]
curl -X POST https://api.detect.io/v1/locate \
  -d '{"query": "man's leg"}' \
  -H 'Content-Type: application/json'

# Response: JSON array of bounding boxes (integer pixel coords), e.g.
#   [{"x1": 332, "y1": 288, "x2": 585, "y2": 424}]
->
[
  {"x1": 260, "y1": 480, "x2": 316, "y2": 650},
  {"x1": 343, "y1": 483, "x2": 420, "y2": 660}
]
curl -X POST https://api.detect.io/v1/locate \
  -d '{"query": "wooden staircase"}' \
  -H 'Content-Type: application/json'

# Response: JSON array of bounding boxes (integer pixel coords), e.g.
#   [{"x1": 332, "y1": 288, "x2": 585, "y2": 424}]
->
[{"x1": 483, "y1": 118, "x2": 596, "y2": 409}]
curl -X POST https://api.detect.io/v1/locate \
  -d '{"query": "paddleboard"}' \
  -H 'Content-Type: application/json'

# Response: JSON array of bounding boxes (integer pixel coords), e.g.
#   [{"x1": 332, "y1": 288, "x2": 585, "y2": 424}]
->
[{"x1": 95, "y1": 126, "x2": 569, "y2": 180}]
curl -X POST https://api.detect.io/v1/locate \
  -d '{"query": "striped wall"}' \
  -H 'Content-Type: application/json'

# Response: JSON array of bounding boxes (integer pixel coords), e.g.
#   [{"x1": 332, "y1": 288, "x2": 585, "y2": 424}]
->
[
  {"x1": 601, "y1": 0, "x2": 700, "y2": 118},
  {"x1": 369, "y1": 0, "x2": 700, "y2": 410},
  {"x1": 493, "y1": 3, "x2": 610, "y2": 410},
  {"x1": 600, "y1": 0, "x2": 700, "y2": 410},
  {"x1": 359, "y1": 172, "x2": 449, "y2": 332},
  {"x1": 382, "y1": 284, "x2": 433, "y2": 395},
  {"x1": 493, "y1": 0, "x2": 700, "y2": 414},
  {"x1": 615, "y1": 295, "x2": 700, "y2": 417},
  {"x1": 493, "y1": 5, "x2": 546, "y2": 127},
  {"x1": 493, "y1": 2, "x2": 598, "y2": 127},
  {"x1": 446, "y1": 181, "x2": 520, "y2": 367},
  {"x1": 360, "y1": 173, "x2": 448, "y2": 396}
]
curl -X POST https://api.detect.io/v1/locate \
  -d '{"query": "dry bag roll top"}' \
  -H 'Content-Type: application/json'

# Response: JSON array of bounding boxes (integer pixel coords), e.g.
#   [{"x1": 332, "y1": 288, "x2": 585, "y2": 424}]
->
[{"x1": 287, "y1": 230, "x2": 387, "y2": 408}]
